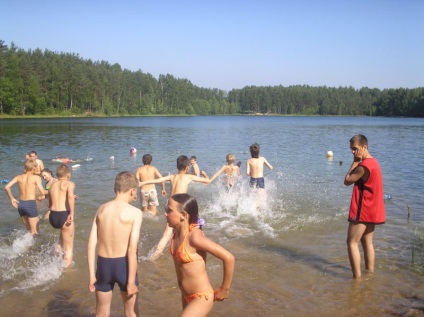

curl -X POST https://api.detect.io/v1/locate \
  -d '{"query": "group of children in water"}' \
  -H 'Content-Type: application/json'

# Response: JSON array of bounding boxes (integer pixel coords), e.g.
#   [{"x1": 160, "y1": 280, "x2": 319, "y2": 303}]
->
[
  {"x1": 4, "y1": 135, "x2": 386, "y2": 315},
  {"x1": 4, "y1": 143, "x2": 273, "y2": 317}
]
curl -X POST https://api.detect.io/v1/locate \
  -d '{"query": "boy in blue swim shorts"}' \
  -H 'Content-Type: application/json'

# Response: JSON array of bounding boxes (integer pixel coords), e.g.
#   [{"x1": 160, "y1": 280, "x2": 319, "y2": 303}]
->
[
  {"x1": 5, "y1": 159, "x2": 45, "y2": 235},
  {"x1": 246, "y1": 143, "x2": 273, "y2": 209},
  {"x1": 87, "y1": 171, "x2": 143, "y2": 316}
]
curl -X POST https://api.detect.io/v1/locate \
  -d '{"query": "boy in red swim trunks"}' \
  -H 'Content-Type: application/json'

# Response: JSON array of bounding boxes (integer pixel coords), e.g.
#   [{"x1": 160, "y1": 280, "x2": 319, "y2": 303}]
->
[
  {"x1": 344, "y1": 134, "x2": 385, "y2": 279},
  {"x1": 5, "y1": 159, "x2": 45, "y2": 235},
  {"x1": 87, "y1": 171, "x2": 142, "y2": 316},
  {"x1": 48, "y1": 164, "x2": 76, "y2": 268}
]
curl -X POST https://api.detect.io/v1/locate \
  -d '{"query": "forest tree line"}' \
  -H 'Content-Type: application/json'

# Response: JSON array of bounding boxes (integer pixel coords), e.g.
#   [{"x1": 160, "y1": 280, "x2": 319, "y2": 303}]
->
[{"x1": 0, "y1": 41, "x2": 423, "y2": 117}]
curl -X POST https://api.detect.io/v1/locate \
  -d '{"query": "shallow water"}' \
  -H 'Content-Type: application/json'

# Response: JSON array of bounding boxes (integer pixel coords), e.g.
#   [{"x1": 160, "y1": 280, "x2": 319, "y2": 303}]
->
[{"x1": 0, "y1": 116, "x2": 423, "y2": 316}]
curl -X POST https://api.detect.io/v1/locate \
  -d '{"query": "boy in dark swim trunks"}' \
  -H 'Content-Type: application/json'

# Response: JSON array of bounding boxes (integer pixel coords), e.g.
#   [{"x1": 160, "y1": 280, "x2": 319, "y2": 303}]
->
[
  {"x1": 5, "y1": 159, "x2": 45, "y2": 235},
  {"x1": 87, "y1": 171, "x2": 142, "y2": 316},
  {"x1": 48, "y1": 164, "x2": 76, "y2": 268},
  {"x1": 246, "y1": 143, "x2": 273, "y2": 209}
]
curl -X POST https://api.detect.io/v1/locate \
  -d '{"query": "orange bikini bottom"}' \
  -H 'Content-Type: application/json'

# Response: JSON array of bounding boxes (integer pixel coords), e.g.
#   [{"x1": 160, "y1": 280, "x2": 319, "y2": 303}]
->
[{"x1": 184, "y1": 290, "x2": 215, "y2": 304}]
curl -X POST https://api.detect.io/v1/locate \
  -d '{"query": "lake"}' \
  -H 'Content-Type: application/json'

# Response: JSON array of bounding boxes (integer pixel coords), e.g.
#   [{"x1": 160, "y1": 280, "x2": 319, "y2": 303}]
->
[{"x1": 0, "y1": 116, "x2": 423, "y2": 316}]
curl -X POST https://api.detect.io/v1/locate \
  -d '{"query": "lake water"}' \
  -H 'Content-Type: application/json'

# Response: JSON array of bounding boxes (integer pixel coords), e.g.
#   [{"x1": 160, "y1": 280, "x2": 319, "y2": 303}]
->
[{"x1": 0, "y1": 116, "x2": 423, "y2": 316}]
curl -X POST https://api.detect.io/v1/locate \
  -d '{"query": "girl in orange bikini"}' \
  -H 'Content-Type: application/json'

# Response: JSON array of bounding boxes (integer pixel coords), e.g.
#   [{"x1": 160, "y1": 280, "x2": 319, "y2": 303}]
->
[{"x1": 166, "y1": 193, "x2": 235, "y2": 317}]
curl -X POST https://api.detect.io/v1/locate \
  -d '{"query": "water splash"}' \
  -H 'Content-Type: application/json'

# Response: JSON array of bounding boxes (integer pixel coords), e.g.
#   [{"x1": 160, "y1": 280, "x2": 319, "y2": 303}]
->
[{"x1": 0, "y1": 231, "x2": 64, "y2": 295}]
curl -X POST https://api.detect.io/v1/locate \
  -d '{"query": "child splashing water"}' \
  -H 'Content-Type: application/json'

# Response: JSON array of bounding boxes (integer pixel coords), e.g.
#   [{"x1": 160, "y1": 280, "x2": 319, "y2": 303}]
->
[{"x1": 166, "y1": 194, "x2": 235, "y2": 317}]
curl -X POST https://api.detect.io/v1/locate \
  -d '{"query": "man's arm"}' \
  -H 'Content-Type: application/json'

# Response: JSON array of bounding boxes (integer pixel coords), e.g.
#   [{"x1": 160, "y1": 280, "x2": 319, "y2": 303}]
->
[
  {"x1": 139, "y1": 174, "x2": 171, "y2": 187},
  {"x1": 263, "y1": 158, "x2": 273, "y2": 170},
  {"x1": 66, "y1": 182, "x2": 76, "y2": 223},
  {"x1": 344, "y1": 161, "x2": 364, "y2": 186},
  {"x1": 126, "y1": 209, "x2": 142, "y2": 295},
  {"x1": 35, "y1": 177, "x2": 46, "y2": 200},
  {"x1": 39, "y1": 160, "x2": 45, "y2": 171},
  {"x1": 5, "y1": 177, "x2": 19, "y2": 208},
  {"x1": 135, "y1": 168, "x2": 141, "y2": 181},
  {"x1": 154, "y1": 168, "x2": 167, "y2": 196},
  {"x1": 246, "y1": 160, "x2": 251, "y2": 176},
  {"x1": 87, "y1": 215, "x2": 98, "y2": 292},
  {"x1": 193, "y1": 173, "x2": 211, "y2": 185},
  {"x1": 193, "y1": 164, "x2": 200, "y2": 177},
  {"x1": 209, "y1": 165, "x2": 226, "y2": 183}
]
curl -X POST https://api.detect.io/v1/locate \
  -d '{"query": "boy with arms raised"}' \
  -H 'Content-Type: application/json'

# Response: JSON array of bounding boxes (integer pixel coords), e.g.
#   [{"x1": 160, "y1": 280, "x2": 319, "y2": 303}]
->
[
  {"x1": 139, "y1": 155, "x2": 211, "y2": 260},
  {"x1": 135, "y1": 154, "x2": 166, "y2": 216},
  {"x1": 5, "y1": 159, "x2": 45, "y2": 235},
  {"x1": 48, "y1": 164, "x2": 76, "y2": 268},
  {"x1": 88, "y1": 171, "x2": 142, "y2": 317},
  {"x1": 210, "y1": 153, "x2": 241, "y2": 192}
]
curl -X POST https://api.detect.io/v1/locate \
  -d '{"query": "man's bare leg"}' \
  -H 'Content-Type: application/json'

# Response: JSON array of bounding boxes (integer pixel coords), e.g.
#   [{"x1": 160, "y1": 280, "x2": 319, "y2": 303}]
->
[{"x1": 347, "y1": 222, "x2": 367, "y2": 279}]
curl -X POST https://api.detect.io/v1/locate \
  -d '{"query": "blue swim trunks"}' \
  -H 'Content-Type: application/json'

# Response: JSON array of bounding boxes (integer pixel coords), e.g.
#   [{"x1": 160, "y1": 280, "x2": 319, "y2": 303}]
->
[
  {"x1": 95, "y1": 256, "x2": 139, "y2": 292},
  {"x1": 250, "y1": 177, "x2": 265, "y2": 189},
  {"x1": 49, "y1": 210, "x2": 69, "y2": 229},
  {"x1": 18, "y1": 200, "x2": 39, "y2": 218}
]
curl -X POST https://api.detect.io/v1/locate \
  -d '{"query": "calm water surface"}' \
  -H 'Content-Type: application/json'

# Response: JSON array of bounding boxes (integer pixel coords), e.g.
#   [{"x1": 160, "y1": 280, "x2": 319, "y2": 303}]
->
[{"x1": 0, "y1": 116, "x2": 423, "y2": 316}]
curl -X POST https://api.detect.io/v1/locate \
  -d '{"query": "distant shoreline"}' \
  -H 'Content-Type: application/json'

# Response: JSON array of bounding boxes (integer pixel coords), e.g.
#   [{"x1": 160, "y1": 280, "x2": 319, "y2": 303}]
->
[{"x1": 0, "y1": 113, "x2": 378, "y2": 120}]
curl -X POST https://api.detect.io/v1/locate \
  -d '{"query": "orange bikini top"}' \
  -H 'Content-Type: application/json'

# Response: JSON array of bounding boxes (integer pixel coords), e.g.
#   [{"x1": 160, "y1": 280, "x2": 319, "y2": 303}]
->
[{"x1": 170, "y1": 225, "x2": 204, "y2": 263}]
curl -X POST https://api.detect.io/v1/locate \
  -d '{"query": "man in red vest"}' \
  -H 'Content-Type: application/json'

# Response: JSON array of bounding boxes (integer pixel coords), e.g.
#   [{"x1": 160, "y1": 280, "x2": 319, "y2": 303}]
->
[{"x1": 344, "y1": 134, "x2": 386, "y2": 279}]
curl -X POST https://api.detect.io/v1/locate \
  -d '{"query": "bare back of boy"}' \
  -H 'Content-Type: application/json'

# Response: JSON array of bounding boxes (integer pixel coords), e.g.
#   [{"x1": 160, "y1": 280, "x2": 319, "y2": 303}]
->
[
  {"x1": 5, "y1": 172, "x2": 45, "y2": 235},
  {"x1": 49, "y1": 178, "x2": 76, "y2": 267},
  {"x1": 88, "y1": 188, "x2": 142, "y2": 316},
  {"x1": 247, "y1": 157, "x2": 272, "y2": 178},
  {"x1": 49, "y1": 179, "x2": 75, "y2": 212},
  {"x1": 96, "y1": 200, "x2": 141, "y2": 258},
  {"x1": 136, "y1": 165, "x2": 161, "y2": 191},
  {"x1": 16, "y1": 174, "x2": 43, "y2": 201}
]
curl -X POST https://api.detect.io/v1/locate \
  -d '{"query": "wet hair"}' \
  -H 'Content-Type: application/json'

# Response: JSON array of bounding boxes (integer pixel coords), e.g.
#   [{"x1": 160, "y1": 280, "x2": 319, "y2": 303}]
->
[
  {"x1": 250, "y1": 143, "x2": 260, "y2": 158},
  {"x1": 190, "y1": 156, "x2": 197, "y2": 161},
  {"x1": 171, "y1": 193, "x2": 199, "y2": 225},
  {"x1": 25, "y1": 159, "x2": 37, "y2": 172},
  {"x1": 114, "y1": 171, "x2": 138, "y2": 194},
  {"x1": 226, "y1": 153, "x2": 235, "y2": 163},
  {"x1": 350, "y1": 134, "x2": 368, "y2": 147},
  {"x1": 142, "y1": 154, "x2": 152, "y2": 165},
  {"x1": 56, "y1": 164, "x2": 71, "y2": 178},
  {"x1": 177, "y1": 155, "x2": 190, "y2": 171},
  {"x1": 41, "y1": 168, "x2": 54, "y2": 178}
]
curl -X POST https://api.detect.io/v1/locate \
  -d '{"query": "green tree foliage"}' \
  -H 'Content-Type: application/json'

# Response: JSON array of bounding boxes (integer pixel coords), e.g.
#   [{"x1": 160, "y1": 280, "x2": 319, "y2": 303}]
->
[{"x1": 0, "y1": 41, "x2": 422, "y2": 117}]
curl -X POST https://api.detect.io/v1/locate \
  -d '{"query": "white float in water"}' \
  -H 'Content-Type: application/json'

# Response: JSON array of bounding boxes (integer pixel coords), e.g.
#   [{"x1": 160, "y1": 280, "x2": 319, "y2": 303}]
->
[{"x1": 326, "y1": 150, "x2": 334, "y2": 158}]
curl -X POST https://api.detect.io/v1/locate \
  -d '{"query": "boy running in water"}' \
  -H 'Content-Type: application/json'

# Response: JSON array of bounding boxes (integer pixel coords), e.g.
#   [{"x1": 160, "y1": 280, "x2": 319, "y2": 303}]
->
[
  {"x1": 139, "y1": 155, "x2": 211, "y2": 260},
  {"x1": 48, "y1": 164, "x2": 76, "y2": 268},
  {"x1": 246, "y1": 143, "x2": 273, "y2": 209},
  {"x1": 136, "y1": 154, "x2": 166, "y2": 216},
  {"x1": 5, "y1": 159, "x2": 45, "y2": 235}
]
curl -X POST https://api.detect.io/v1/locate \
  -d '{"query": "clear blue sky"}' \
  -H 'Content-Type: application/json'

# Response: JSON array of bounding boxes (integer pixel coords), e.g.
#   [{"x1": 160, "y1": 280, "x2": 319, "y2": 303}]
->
[{"x1": 2, "y1": 0, "x2": 423, "y2": 91}]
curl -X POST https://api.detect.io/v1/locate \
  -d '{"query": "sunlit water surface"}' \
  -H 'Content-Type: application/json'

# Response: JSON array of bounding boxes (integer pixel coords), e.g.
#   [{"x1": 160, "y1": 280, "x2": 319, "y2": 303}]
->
[{"x1": 0, "y1": 116, "x2": 423, "y2": 316}]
